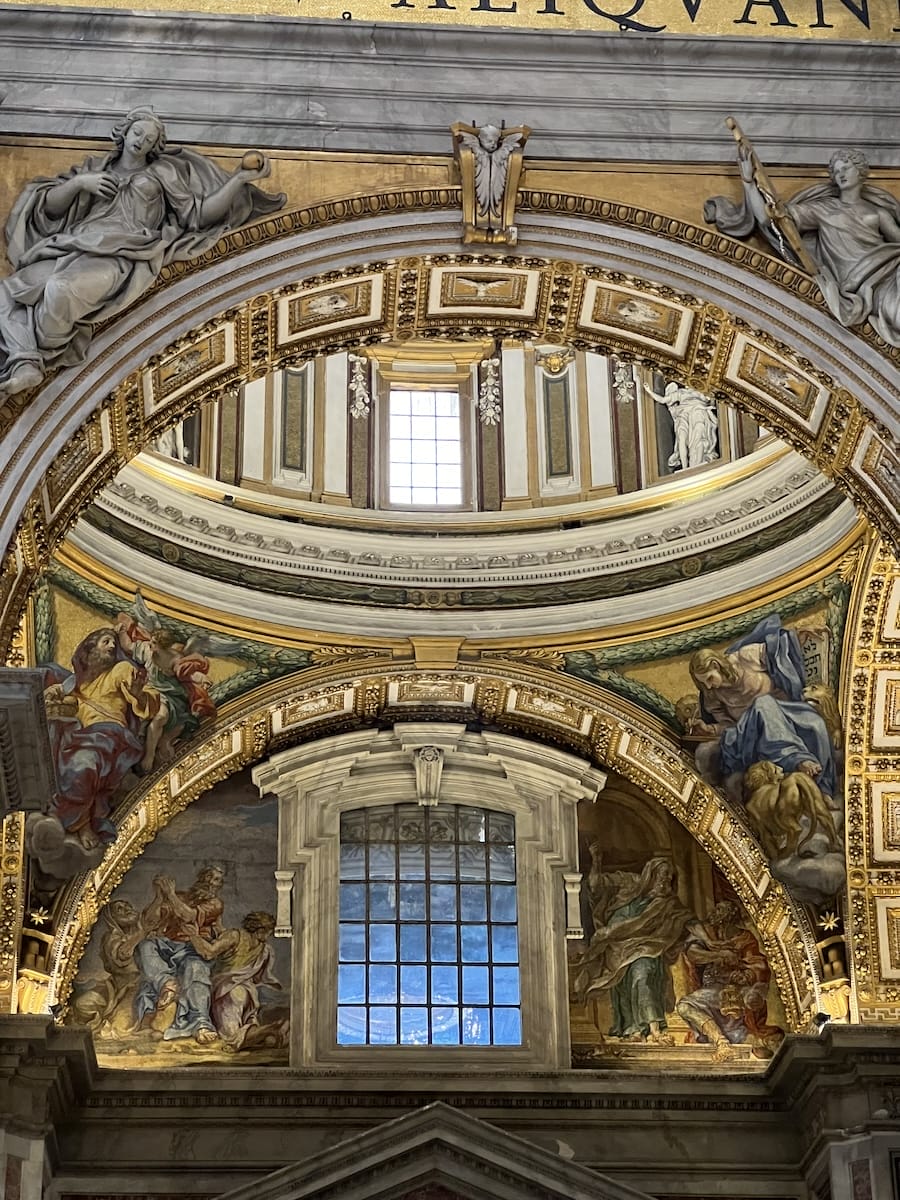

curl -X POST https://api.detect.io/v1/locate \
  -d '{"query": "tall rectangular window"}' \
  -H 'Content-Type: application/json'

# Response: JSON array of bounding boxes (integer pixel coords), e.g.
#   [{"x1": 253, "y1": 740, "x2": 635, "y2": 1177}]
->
[
  {"x1": 388, "y1": 388, "x2": 462, "y2": 507},
  {"x1": 337, "y1": 804, "x2": 521, "y2": 1047}
]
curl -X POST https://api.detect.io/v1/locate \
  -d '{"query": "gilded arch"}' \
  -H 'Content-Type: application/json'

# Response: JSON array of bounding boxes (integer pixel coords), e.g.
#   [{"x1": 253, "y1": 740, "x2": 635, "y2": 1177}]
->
[
  {"x1": 1, "y1": 191, "x2": 899, "y2": 651},
  {"x1": 47, "y1": 660, "x2": 818, "y2": 1034},
  {"x1": 2, "y1": 182, "x2": 899, "y2": 1037}
]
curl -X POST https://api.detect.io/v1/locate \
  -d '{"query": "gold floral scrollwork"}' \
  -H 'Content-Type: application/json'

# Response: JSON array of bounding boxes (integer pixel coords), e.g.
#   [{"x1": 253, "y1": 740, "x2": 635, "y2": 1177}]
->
[{"x1": 0, "y1": 813, "x2": 26, "y2": 1014}]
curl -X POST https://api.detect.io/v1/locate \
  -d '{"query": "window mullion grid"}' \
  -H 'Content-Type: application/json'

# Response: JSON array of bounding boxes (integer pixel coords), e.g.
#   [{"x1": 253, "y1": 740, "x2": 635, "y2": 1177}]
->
[
  {"x1": 486, "y1": 835, "x2": 494, "y2": 1042},
  {"x1": 391, "y1": 810, "x2": 400, "y2": 1042},
  {"x1": 338, "y1": 803, "x2": 520, "y2": 1049},
  {"x1": 424, "y1": 823, "x2": 434, "y2": 1044},
  {"x1": 364, "y1": 810, "x2": 372, "y2": 1045}
]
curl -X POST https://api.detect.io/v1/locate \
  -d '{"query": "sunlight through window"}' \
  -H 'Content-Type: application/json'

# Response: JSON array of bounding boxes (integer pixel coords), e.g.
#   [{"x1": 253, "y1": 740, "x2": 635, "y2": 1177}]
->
[
  {"x1": 388, "y1": 388, "x2": 463, "y2": 507},
  {"x1": 337, "y1": 804, "x2": 521, "y2": 1046}
]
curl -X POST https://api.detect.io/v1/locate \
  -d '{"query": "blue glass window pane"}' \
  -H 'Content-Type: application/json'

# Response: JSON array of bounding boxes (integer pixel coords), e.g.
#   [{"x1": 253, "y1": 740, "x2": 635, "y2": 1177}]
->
[
  {"x1": 490, "y1": 883, "x2": 517, "y2": 922},
  {"x1": 339, "y1": 924, "x2": 365, "y2": 962},
  {"x1": 431, "y1": 924, "x2": 458, "y2": 962},
  {"x1": 458, "y1": 846, "x2": 487, "y2": 880},
  {"x1": 462, "y1": 965, "x2": 489, "y2": 1004},
  {"x1": 487, "y1": 812, "x2": 515, "y2": 843},
  {"x1": 457, "y1": 809, "x2": 486, "y2": 842},
  {"x1": 398, "y1": 843, "x2": 426, "y2": 879},
  {"x1": 369, "y1": 964, "x2": 398, "y2": 1003},
  {"x1": 339, "y1": 844, "x2": 365, "y2": 880},
  {"x1": 336, "y1": 1006, "x2": 367, "y2": 1044},
  {"x1": 460, "y1": 884, "x2": 486, "y2": 921},
  {"x1": 492, "y1": 1007, "x2": 522, "y2": 1045},
  {"x1": 492, "y1": 966, "x2": 520, "y2": 1005},
  {"x1": 370, "y1": 925, "x2": 397, "y2": 962},
  {"x1": 429, "y1": 844, "x2": 456, "y2": 879},
  {"x1": 338, "y1": 964, "x2": 366, "y2": 1003},
  {"x1": 340, "y1": 811, "x2": 367, "y2": 842},
  {"x1": 369, "y1": 1006, "x2": 397, "y2": 1044},
  {"x1": 337, "y1": 804, "x2": 520, "y2": 1047},
  {"x1": 400, "y1": 965, "x2": 427, "y2": 1003},
  {"x1": 431, "y1": 965, "x2": 459, "y2": 1004},
  {"x1": 428, "y1": 811, "x2": 455, "y2": 841},
  {"x1": 461, "y1": 924, "x2": 488, "y2": 962},
  {"x1": 369, "y1": 882, "x2": 396, "y2": 920},
  {"x1": 398, "y1": 882, "x2": 426, "y2": 920},
  {"x1": 461, "y1": 1007, "x2": 491, "y2": 1045},
  {"x1": 366, "y1": 810, "x2": 396, "y2": 842},
  {"x1": 400, "y1": 1007, "x2": 429, "y2": 1045},
  {"x1": 368, "y1": 844, "x2": 396, "y2": 879},
  {"x1": 491, "y1": 924, "x2": 519, "y2": 963},
  {"x1": 398, "y1": 810, "x2": 426, "y2": 841},
  {"x1": 400, "y1": 923, "x2": 427, "y2": 962},
  {"x1": 430, "y1": 883, "x2": 457, "y2": 921},
  {"x1": 432, "y1": 1007, "x2": 460, "y2": 1044},
  {"x1": 339, "y1": 883, "x2": 366, "y2": 919},
  {"x1": 488, "y1": 845, "x2": 516, "y2": 881}
]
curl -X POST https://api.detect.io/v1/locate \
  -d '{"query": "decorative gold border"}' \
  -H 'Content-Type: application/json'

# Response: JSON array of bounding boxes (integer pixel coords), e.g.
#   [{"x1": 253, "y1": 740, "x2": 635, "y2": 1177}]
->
[
  {"x1": 843, "y1": 538, "x2": 900, "y2": 1020},
  {"x1": 1, "y1": 229, "x2": 894, "y2": 655},
  {"x1": 48, "y1": 661, "x2": 816, "y2": 1037}
]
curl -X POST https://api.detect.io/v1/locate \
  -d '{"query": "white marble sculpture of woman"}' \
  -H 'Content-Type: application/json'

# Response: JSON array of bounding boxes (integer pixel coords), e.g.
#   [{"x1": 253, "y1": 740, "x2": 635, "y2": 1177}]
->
[
  {"x1": 0, "y1": 109, "x2": 285, "y2": 395},
  {"x1": 785, "y1": 150, "x2": 900, "y2": 345},
  {"x1": 646, "y1": 381, "x2": 719, "y2": 471},
  {"x1": 706, "y1": 144, "x2": 900, "y2": 347}
]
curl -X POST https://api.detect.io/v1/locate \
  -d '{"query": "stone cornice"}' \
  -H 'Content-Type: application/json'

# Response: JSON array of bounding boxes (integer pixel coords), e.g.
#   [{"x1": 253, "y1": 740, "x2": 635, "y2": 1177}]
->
[
  {"x1": 0, "y1": 9, "x2": 898, "y2": 161},
  {"x1": 97, "y1": 451, "x2": 837, "y2": 593},
  {"x1": 0, "y1": 1016, "x2": 95, "y2": 1139}
]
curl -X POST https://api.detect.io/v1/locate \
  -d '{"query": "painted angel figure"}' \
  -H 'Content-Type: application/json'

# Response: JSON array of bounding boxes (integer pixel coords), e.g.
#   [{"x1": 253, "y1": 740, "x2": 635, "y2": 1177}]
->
[
  {"x1": 451, "y1": 121, "x2": 530, "y2": 244},
  {"x1": 115, "y1": 592, "x2": 245, "y2": 771}
]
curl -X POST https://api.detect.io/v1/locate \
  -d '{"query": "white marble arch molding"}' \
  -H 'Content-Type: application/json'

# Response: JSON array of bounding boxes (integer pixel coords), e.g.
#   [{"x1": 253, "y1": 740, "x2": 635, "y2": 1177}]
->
[
  {"x1": 49, "y1": 661, "x2": 820, "y2": 1036},
  {"x1": 3, "y1": 197, "x2": 899, "y2": 642}
]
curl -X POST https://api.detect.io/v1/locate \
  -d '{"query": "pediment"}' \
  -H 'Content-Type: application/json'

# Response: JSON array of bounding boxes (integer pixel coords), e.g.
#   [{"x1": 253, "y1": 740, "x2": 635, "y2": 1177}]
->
[{"x1": 218, "y1": 1102, "x2": 654, "y2": 1200}]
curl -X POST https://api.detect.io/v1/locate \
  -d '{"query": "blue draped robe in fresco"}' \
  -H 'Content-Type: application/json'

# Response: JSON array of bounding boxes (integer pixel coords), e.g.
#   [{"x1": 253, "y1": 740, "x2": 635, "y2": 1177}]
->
[{"x1": 697, "y1": 615, "x2": 836, "y2": 797}]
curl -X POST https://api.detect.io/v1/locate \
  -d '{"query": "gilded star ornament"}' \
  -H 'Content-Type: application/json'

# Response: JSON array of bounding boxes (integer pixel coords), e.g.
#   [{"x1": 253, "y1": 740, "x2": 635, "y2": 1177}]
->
[
  {"x1": 29, "y1": 907, "x2": 50, "y2": 926},
  {"x1": 817, "y1": 910, "x2": 840, "y2": 933}
]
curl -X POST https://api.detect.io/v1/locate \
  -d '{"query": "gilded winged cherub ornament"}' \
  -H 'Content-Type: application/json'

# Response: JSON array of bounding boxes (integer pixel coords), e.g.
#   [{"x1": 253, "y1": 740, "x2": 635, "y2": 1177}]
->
[
  {"x1": 0, "y1": 108, "x2": 286, "y2": 396},
  {"x1": 705, "y1": 117, "x2": 900, "y2": 347},
  {"x1": 451, "y1": 121, "x2": 531, "y2": 246}
]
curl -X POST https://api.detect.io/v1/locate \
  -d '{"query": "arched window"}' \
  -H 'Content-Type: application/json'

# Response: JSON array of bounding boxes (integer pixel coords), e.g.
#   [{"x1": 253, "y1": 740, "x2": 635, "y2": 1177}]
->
[{"x1": 253, "y1": 723, "x2": 606, "y2": 1069}]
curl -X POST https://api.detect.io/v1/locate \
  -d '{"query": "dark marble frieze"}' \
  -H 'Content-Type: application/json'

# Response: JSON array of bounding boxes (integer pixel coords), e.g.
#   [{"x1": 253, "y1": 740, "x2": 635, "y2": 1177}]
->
[
  {"x1": 81, "y1": 488, "x2": 845, "y2": 611},
  {"x1": 400, "y1": 1189, "x2": 466, "y2": 1200},
  {"x1": 79, "y1": 1086, "x2": 787, "y2": 1113}
]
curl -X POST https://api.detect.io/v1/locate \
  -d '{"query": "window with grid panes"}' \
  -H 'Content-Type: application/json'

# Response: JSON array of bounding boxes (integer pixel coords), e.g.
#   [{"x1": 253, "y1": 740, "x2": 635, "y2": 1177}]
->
[
  {"x1": 387, "y1": 387, "x2": 463, "y2": 507},
  {"x1": 337, "y1": 803, "x2": 521, "y2": 1046}
]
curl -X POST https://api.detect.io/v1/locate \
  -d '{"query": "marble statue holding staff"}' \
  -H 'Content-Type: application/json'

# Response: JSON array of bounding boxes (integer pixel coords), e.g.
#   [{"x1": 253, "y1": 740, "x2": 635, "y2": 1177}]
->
[
  {"x1": 0, "y1": 109, "x2": 286, "y2": 396},
  {"x1": 705, "y1": 118, "x2": 900, "y2": 347}
]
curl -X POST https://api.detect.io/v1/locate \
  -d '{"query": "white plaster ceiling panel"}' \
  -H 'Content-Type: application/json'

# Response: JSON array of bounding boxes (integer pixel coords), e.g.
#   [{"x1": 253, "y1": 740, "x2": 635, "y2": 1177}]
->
[
  {"x1": 275, "y1": 274, "x2": 385, "y2": 347},
  {"x1": 577, "y1": 279, "x2": 693, "y2": 359},
  {"x1": 142, "y1": 320, "x2": 237, "y2": 415}
]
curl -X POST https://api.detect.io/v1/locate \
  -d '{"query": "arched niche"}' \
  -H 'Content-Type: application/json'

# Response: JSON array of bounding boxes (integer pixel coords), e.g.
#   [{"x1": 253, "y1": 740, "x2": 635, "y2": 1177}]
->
[
  {"x1": 0, "y1": 194, "x2": 898, "y2": 652},
  {"x1": 47, "y1": 661, "x2": 819, "y2": 1037}
]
